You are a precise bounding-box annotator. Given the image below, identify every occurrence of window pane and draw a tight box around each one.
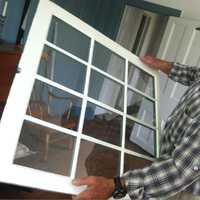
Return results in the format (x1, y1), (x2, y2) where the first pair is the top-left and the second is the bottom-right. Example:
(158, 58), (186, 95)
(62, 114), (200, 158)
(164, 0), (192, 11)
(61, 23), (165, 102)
(88, 70), (124, 111)
(47, 17), (90, 61)
(83, 102), (123, 146)
(27, 80), (82, 131)
(38, 46), (86, 93)
(128, 63), (154, 97)
(124, 153), (152, 172)
(127, 89), (155, 126)
(92, 42), (125, 81)
(14, 121), (76, 176)
(76, 140), (120, 178)
(125, 119), (156, 157)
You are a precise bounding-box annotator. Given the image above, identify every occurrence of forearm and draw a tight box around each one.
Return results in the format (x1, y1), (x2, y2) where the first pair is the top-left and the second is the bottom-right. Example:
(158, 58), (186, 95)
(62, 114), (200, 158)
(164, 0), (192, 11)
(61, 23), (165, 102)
(169, 63), (200, 86)
(154, 58), (172, 75)
(123, 158), (198, 199)
(140, 55), (172, 75)
(123, 131), (200, 199)
(140, 56), (200, 82)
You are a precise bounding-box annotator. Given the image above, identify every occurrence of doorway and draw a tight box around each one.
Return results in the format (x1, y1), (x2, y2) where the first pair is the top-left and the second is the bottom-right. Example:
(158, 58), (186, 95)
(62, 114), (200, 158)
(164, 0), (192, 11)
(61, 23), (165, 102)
(101, 5), (169, 154)
(116, 5), (169, 57)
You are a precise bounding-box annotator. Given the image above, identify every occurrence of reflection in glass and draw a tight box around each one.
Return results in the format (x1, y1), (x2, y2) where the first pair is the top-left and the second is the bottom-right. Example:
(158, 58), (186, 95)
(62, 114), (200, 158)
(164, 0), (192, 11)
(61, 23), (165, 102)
(27, 80), (82, 131)
(83, 102), (123, 146)
(92, 42), (125, 80)
(14, 121), (76, 176)
(88, 70), (124, 111)
(47, 17), (90, 61)
(76, 140), (120, 178)
(124, 153), (152, 172)
(125, 119), (156, 157)
(128, 63), (154, 97)
(38, 45), (86, 93)
(127, 89), (155, 126)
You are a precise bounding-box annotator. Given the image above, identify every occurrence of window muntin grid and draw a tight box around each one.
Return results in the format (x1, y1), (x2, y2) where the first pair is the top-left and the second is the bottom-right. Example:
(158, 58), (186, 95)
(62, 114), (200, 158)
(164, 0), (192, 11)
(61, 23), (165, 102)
(88, 70), (124, 112)
(76, 139), (121, 178)
(83, 102), (123, 147)
(124, 153), (152, 173)
(14, 120), (76, 176)
(47, 17), (91, 61)
(26, 79), (82, 131)
(13, 16), (158, 176)
(0, 0), (159, 195)
(128, 62), (155, 98)
(38, 45), (87, 94)
(127, 89), (156, 127)
(125, 118), (156, 157)
(92, 42), (125, 81)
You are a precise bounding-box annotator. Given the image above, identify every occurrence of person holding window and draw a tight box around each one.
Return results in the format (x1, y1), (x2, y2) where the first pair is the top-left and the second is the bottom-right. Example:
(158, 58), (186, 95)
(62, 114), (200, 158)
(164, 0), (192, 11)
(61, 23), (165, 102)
(72, 56), (200, 200)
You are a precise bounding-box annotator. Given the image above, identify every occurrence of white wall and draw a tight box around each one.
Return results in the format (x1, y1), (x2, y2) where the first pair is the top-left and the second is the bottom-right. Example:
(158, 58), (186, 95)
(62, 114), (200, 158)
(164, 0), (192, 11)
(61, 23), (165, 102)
(146, 0), (200, 21)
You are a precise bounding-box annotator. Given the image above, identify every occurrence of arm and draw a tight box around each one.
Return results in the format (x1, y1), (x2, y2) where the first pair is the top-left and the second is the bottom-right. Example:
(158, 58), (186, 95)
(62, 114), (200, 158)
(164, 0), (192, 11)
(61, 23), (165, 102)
(140, 55), (172, 74)
(123, 129), (200, 199)
(141, 55), (200, 86)
(168, 63), (200, 86)
(72, 129), (200, 200)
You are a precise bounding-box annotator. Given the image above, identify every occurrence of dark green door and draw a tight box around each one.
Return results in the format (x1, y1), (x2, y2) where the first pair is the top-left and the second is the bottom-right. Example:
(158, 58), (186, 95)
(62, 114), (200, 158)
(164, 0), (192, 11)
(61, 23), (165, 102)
(24, 0), (125, 42)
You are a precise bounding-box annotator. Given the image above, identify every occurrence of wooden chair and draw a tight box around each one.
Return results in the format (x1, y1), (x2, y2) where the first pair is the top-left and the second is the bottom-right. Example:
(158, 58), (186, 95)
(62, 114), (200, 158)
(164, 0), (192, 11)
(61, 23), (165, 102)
(27, 91), (77, 161)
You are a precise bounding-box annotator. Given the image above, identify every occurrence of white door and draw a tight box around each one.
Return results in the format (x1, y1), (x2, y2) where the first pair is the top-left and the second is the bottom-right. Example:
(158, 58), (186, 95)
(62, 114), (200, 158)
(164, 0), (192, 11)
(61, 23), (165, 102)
(157, 16), (200, 129)
(0, 0), (159, 195)
(95, 6), (162, 156)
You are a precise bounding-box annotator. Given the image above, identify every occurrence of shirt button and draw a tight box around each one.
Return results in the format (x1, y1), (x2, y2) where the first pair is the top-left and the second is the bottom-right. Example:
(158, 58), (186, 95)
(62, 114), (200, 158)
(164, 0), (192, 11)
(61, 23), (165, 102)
(185, 106), (190, 116)
(193, 166), (199, 171)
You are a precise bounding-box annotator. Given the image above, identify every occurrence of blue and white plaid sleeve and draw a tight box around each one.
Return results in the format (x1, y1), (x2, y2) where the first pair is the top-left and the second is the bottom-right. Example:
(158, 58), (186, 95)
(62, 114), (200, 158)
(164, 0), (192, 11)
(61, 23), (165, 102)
(123, 129), (200, 199)
(168, 63), (200, 86)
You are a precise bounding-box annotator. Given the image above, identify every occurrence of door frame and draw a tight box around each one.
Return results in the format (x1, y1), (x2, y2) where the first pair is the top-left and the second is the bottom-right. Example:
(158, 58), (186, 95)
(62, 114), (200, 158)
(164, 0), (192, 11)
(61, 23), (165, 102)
(126, 0), (181, 17)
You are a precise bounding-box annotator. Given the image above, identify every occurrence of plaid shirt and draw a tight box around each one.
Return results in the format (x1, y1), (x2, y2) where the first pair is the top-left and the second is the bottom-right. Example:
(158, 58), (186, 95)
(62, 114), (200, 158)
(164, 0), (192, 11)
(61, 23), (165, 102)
(123, 63), (200, 199)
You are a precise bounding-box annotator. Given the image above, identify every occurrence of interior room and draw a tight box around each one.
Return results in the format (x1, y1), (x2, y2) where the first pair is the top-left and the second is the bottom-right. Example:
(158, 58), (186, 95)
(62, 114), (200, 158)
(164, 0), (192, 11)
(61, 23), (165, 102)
(0, 0), (200, 199)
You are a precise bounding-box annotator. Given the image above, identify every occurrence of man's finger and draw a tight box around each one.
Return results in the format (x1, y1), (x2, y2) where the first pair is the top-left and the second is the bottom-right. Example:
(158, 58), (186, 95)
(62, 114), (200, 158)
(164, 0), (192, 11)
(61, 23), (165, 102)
(72, 176), (95, 186)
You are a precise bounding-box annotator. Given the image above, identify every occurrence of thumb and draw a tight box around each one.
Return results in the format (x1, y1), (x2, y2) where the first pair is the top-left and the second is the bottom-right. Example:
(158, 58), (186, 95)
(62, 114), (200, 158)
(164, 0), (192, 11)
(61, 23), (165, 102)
(72, 176), (95, 186)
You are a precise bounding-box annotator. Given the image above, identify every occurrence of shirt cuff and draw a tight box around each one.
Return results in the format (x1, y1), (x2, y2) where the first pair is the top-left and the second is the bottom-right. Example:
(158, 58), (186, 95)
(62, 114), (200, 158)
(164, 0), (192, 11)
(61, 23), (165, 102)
(122, 170), (145, 199)
(168, 62), (180, 80)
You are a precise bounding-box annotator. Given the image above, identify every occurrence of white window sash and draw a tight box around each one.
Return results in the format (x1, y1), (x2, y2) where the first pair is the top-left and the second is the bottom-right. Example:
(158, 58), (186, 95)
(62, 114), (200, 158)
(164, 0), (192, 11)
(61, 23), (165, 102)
(0, 0), (160, 195)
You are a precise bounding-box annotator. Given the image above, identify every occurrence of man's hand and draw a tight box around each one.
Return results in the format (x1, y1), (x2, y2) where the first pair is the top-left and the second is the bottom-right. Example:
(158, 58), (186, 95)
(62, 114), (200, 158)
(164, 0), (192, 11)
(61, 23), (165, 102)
(72, 176), (114, 200)
(140, 55), (172, 74)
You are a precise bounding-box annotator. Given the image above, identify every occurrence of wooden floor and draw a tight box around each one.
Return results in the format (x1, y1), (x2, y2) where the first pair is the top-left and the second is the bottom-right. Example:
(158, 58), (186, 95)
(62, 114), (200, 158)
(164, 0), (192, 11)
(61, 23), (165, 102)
(0, 183), (73, 199)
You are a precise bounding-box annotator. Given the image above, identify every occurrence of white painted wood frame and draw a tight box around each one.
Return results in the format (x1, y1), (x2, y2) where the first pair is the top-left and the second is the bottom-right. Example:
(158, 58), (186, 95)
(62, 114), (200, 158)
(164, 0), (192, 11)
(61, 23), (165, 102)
(0, 0), (160, 195)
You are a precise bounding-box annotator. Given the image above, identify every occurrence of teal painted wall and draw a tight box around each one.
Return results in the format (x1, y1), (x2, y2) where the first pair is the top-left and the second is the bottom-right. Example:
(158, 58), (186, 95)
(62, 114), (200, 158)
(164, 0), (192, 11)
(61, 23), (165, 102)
(1, 0), (26, 43)
(23, 0), (125, 42)
(22, 0), (126, 106)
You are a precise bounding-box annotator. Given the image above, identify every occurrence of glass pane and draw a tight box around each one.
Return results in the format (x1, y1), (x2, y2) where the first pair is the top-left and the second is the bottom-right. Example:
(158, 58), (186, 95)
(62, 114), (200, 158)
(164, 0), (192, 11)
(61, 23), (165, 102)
(83, 102), (123, 146)
(38, 45), (86, 93)
(92, 42), (125, 80)
(14, 121), (76, 176)
(88, 70), (124, 111)
(124, 153), (152, 172)
(125, 119), (156, 157)
(128, 62), (154, 97)
(27, 80), (82, 131)
(47, 17), (90, 61)
(127, 89), (155, 126)
(76, 140), (120, 178)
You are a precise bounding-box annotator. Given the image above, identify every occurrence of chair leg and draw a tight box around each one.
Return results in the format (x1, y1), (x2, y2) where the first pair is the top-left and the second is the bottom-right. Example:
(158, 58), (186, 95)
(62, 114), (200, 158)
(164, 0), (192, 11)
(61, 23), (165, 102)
(44, 134), (50, 161)
(68, 138), (73, 151)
